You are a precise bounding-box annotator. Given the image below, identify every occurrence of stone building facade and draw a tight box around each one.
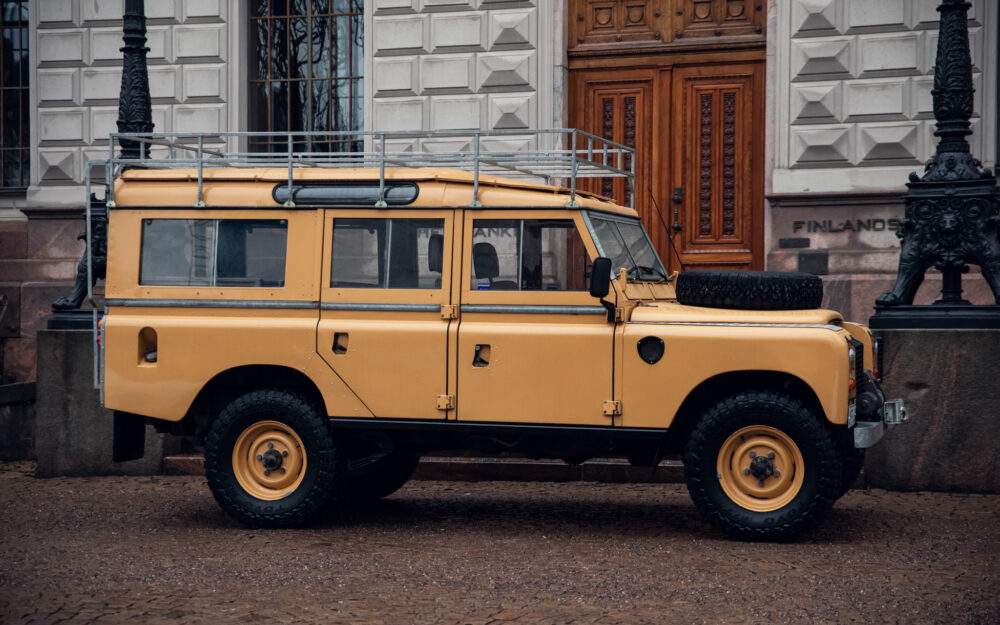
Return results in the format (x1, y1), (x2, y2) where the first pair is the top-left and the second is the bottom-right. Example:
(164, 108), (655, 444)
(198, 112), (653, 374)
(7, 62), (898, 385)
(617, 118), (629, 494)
(0, 0), (997, 384)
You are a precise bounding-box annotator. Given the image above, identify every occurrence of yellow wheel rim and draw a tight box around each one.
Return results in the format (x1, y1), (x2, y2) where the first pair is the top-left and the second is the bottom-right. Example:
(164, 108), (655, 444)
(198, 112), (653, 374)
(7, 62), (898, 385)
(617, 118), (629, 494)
(717, 425), (805, 512)
(232, 420), (307, 501)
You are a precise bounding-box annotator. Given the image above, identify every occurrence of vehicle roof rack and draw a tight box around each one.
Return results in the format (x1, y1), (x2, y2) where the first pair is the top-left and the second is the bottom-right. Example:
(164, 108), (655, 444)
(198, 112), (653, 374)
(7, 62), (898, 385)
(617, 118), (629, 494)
(93, 129), (635, 210)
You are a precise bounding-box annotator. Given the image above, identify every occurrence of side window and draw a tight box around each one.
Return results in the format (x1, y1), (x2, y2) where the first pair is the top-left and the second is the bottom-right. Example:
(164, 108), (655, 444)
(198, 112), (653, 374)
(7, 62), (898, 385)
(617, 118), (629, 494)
(140, 219), (287, 287)
(331, 218), (445, 289)
(470, 219), (588, 291)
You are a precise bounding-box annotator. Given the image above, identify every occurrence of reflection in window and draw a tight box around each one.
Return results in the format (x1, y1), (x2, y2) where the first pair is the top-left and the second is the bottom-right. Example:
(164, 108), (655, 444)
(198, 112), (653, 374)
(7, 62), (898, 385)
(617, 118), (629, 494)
(470, 219), (589, 291)
(249, 0), (363, 153)
(331, 218), (445, 289)
(1, 1), (28, 189)
(140, 219), (288, 287)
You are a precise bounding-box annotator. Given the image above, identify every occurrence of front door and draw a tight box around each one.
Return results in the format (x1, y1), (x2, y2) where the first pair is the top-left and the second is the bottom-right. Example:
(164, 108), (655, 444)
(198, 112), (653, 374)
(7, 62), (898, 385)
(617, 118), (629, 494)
(318, 209), (455, 419)
(455, 210), (615, 426)
(570, 63), (764, 271)
(670, 63), (763, 270)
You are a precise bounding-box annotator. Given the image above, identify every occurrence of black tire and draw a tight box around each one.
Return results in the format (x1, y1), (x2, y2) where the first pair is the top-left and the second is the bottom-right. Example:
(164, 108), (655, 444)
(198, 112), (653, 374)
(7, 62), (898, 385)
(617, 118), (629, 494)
(675, 269), (823, 310)
(683, 391), (842, 541)
(204, 389), (339, 529)
(338, 452), (420, 503)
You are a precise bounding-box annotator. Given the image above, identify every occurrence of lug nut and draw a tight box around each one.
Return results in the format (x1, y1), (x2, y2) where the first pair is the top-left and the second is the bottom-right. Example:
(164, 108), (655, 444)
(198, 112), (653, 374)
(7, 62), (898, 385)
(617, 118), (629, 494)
(743, 468), (750, 475)
(280, 468), (286, 474)
(282, 450), (288, 457)
(774, 470), (781, 477)
(267, 442), (274, 449)
(749, 451), (757, 458)
(758, 479), (765, 487)
(768, 452), (775, 459)
(264, 469), (270, 476)
(256, 454), (263, 461)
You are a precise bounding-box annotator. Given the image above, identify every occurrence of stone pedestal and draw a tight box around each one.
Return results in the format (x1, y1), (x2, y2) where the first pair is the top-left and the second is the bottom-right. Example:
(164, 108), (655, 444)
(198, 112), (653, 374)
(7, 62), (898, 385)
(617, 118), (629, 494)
(35, 329), (163, 476)
(864, 329), (1000, 493)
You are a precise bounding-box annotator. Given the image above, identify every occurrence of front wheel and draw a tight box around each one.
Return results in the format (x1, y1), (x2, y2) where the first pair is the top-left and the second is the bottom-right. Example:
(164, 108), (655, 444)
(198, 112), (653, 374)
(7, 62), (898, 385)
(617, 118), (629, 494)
(204, 389), (339, 528)
(683, 391), (842, 541)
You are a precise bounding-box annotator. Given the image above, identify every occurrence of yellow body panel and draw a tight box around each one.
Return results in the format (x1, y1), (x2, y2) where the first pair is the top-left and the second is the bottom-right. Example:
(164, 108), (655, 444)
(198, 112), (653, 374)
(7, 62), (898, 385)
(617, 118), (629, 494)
(621, 323), (851, 428)
(102, 170), (858, 432)
(103, 308), (371, 421)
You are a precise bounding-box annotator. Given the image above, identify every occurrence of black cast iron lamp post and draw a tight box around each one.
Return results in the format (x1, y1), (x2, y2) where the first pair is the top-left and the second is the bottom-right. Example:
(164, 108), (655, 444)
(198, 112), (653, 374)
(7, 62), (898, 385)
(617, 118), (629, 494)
(876, 0), (1000, 310)
(51, 0), (153, 315)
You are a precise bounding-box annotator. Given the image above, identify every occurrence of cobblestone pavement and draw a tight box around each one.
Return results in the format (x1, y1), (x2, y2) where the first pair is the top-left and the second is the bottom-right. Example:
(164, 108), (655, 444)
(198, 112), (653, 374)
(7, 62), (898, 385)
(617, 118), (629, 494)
(0, 461), (997, 625)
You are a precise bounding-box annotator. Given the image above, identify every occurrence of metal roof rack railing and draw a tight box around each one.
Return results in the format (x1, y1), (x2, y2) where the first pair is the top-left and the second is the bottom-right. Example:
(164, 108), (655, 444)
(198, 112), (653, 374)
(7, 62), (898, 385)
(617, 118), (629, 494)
(100, 128), (635, 210)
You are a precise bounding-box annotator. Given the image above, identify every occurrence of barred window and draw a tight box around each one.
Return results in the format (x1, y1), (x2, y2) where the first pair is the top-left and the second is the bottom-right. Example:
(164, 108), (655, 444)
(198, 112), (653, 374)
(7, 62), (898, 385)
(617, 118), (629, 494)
(1, 1), (28, 189)
(249, 1), (363, 153)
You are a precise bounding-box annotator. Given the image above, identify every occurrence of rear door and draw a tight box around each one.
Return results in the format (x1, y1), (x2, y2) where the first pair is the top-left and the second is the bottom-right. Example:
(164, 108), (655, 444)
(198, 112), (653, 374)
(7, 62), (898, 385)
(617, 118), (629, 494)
(318, 209), (455, 419)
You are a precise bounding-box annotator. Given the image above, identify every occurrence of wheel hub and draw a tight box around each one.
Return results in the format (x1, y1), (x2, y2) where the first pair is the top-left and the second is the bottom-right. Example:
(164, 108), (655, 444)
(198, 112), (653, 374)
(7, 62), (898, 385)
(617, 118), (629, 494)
(747, 453), (775, 481)
(260, 448), (284, 471)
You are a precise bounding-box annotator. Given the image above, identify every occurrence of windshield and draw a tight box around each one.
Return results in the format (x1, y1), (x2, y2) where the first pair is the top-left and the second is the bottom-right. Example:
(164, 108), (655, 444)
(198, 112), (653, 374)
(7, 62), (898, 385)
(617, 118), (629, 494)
(586, 213), (668, 281)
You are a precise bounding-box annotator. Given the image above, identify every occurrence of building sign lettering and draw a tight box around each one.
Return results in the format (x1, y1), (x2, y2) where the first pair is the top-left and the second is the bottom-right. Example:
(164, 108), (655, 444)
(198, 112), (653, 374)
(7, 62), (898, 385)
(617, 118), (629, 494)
(792, 219), (901, 234)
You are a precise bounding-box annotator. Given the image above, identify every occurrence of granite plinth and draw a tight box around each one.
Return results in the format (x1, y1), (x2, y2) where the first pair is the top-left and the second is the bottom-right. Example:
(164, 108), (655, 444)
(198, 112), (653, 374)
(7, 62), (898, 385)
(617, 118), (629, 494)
(35, 329), (163, 477)
(864, 328), (1000, 493)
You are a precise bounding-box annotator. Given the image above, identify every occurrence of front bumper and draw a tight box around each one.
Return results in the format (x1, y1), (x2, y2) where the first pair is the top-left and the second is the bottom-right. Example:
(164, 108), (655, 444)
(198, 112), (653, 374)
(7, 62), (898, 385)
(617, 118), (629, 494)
(853, 399), (908, 449)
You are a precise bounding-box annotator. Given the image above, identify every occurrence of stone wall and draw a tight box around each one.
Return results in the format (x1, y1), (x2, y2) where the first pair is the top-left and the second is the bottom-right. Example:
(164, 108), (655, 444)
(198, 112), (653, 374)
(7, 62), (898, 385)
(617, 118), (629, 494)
(772, 0), (996, 196)
(367, 0), (559, 152)
(0, 0), (237, 384)
(767, 0), (998, 318)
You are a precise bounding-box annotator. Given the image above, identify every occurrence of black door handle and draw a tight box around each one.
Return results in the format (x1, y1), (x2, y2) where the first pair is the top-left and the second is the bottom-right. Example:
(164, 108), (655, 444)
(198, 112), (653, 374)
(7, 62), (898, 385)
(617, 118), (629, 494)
(473, 344), (490, 367)
(333, 332), (348, 354)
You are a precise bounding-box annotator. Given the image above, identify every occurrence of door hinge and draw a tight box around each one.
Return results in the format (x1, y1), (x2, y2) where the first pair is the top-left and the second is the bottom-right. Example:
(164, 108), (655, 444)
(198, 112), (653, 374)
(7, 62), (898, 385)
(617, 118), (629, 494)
(436, 394), (455, 410)
(440, 304), (459, 319)
(614, 308), (624, 323)
(603, 400), (622, 417)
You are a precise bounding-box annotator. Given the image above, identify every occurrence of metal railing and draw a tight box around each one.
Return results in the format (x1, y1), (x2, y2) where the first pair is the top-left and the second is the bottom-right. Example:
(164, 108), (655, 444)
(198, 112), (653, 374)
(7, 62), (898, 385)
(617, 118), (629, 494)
(95, 128), (635, 210)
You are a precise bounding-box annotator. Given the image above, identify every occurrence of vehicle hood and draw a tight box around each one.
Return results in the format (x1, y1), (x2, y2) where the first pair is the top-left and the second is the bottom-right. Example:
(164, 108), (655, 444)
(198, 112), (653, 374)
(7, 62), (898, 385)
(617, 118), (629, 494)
(627, 301), (844, 325)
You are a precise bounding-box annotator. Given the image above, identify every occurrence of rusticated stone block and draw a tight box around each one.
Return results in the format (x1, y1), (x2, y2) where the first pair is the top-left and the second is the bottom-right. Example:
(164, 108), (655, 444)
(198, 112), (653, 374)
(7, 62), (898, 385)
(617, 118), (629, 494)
(865, 329), (1000, 493)
(35, 330), (163, 476)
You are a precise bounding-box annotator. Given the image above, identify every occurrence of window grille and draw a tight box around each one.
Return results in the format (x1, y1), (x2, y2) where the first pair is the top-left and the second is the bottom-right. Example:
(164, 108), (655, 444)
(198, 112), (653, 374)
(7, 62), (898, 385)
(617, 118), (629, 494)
(249, 0), (364, 153)
(1, 1), (28, 190)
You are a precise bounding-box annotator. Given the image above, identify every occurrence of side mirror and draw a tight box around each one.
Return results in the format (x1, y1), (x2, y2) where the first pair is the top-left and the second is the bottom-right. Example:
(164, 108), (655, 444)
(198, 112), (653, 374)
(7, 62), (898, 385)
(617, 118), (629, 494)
(589, 257), (612, 298)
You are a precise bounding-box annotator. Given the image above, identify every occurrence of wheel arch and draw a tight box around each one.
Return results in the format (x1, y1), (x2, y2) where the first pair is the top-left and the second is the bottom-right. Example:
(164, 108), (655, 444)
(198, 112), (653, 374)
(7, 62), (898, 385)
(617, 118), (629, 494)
(180, 364), (328, 442)
(665, 370), (826, 453)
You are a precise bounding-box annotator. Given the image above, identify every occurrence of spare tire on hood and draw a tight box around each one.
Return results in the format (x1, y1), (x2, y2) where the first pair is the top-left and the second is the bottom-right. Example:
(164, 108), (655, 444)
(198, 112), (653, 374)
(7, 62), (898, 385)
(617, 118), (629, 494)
(674, 269), (823, 310)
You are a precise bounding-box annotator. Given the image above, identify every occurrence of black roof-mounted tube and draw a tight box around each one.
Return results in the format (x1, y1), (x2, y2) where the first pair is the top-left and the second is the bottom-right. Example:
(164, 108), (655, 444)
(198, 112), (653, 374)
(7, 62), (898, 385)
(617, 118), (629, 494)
(272, 181), (419, 206)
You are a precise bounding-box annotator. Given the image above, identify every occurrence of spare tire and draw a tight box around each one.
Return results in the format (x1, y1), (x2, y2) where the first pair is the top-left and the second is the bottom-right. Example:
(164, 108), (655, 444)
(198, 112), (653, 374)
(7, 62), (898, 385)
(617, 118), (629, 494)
(675, 269), (823, 310)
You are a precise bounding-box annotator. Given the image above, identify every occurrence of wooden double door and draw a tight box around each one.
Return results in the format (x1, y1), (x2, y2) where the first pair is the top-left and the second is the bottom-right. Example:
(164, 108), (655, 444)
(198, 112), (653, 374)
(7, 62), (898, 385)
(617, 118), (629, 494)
(570, 62), (764, 271)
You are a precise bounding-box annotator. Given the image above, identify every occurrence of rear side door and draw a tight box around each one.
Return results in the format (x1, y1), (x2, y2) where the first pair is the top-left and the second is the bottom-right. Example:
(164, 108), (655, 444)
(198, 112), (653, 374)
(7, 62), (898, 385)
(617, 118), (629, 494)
(318, 209), (455, 419)
(454, 210), (616, 426)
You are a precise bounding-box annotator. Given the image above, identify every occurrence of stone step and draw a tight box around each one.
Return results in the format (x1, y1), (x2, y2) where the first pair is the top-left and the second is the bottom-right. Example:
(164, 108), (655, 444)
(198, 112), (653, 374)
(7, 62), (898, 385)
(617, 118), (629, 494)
(163, 454), (686, 483)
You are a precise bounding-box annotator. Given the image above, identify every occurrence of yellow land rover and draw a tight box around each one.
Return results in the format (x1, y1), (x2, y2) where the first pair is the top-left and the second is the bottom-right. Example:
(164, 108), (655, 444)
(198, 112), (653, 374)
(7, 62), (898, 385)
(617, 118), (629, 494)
(92, 130), (906, 540)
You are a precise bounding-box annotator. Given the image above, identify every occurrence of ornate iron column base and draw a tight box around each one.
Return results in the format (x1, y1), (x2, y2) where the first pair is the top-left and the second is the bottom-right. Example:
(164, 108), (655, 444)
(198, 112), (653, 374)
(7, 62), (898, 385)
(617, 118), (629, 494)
(870, 304), (1000, 329)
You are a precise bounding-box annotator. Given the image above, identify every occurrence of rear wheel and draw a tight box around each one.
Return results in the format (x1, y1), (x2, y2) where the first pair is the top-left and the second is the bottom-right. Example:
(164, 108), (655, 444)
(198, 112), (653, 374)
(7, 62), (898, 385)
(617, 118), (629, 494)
(204, 389), (339, 528)
(683, 391), (842, 541)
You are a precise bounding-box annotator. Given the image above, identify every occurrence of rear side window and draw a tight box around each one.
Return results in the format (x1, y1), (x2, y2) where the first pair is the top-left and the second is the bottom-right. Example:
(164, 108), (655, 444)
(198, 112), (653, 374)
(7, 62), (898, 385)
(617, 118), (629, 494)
(330, 218), (445, 289)
(139, 219), (287, 287)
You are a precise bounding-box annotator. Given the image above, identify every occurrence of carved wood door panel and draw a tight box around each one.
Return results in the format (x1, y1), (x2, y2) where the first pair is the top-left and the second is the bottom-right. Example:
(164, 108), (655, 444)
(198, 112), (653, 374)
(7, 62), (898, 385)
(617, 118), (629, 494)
(569, 69), (670, 255)
(671, 62), (763, 270)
